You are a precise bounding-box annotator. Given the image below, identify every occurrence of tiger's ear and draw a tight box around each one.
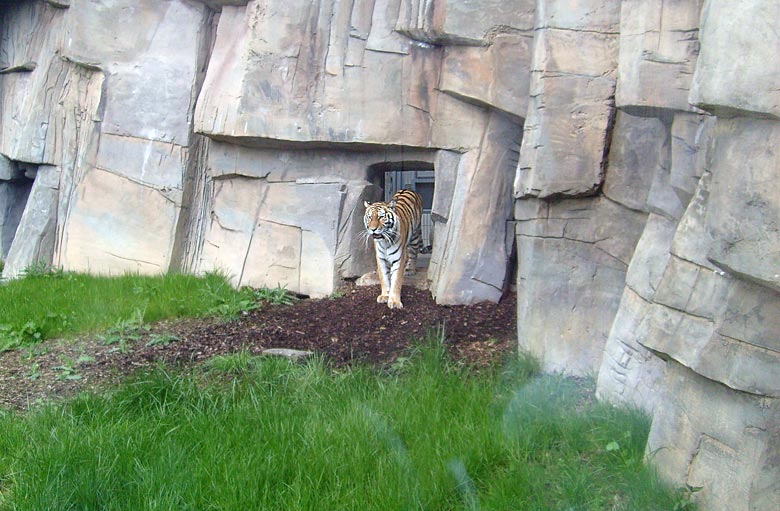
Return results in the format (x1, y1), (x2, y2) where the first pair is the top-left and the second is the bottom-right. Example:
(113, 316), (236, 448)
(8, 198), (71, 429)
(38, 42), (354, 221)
(389, 199), (397, 209)
(363, 201), (370, 208)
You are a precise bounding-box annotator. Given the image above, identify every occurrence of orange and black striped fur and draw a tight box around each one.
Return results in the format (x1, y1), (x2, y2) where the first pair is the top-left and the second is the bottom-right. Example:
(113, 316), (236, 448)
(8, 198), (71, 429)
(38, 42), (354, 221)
(363, 189), (423, 309)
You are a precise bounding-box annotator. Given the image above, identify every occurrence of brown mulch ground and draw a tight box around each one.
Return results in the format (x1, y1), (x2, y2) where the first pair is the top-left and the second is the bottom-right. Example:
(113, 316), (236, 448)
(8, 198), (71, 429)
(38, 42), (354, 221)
(0, 285), (517, 411)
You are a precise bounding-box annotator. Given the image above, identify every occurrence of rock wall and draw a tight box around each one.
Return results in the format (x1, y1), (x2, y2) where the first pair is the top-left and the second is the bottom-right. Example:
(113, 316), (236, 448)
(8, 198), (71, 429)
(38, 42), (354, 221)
(0, 1), (778, 509)
(0, 0), (523, 304)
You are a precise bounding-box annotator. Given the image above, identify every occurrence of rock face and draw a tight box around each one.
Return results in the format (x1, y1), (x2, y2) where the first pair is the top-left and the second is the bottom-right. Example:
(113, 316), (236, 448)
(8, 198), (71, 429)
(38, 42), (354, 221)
(0, 1), (778, 510)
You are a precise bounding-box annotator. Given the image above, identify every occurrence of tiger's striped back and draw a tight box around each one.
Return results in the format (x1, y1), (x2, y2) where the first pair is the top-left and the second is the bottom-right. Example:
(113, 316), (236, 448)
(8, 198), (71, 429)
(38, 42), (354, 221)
(363, 189), (423, 309)
(388, 189), (423, 253)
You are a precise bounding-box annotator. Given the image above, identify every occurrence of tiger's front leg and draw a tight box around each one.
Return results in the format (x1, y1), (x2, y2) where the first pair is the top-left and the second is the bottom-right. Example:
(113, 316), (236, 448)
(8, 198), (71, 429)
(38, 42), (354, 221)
(387, 251), (407, 309)
(375, 247), (390, 304)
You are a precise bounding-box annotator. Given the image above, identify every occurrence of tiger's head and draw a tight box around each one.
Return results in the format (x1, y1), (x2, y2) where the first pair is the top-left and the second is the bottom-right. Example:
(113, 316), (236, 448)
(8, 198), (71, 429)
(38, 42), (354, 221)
(363, 200), (397, 242)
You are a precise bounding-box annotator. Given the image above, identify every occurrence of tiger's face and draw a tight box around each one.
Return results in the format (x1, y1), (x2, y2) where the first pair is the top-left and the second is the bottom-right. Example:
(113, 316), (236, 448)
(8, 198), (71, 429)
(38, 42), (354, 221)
(363, 201), (395, 241)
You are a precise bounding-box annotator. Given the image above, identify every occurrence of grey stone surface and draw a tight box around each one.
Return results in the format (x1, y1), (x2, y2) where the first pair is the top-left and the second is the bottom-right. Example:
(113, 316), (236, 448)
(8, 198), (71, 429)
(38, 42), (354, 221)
(439, 33), (533, 118)
(670, 171), (715, 269)
(670, 113), (712, 203)
(516, 196), (646, 375)
(2, 166), (59, 278)
(515, 9), (619, 199)
(197, 174), (378, 298)
(603, 111), (668, 212)
(705, 118), (780, 292)
(647, 362), (780, 511)
(595, 287), (666, 412)
(616, 0), (704, 112)
(625, 213), (677, 301)
(0, 0), (209, 279)
(58, 168), (181, 275)
(195, 2), (439, 149)
(0, 1), (68, 164)
(690, 0), (780, 118)
(0, 154), (23, 181)
(646, 146), (686, 221)
(65, 0), (208, 145)
(429, 111), (520, 304)
(396, 0), (534, 45)
(2, 3), (780, 509)
(536, 0), (620, 31)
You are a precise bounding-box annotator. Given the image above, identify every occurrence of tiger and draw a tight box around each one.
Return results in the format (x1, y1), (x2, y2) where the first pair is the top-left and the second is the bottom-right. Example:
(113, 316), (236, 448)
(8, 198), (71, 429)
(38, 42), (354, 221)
(363, 189), (423, 309)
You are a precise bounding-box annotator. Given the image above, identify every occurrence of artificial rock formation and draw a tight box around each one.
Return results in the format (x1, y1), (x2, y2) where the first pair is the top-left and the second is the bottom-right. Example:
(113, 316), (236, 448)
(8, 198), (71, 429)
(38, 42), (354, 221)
(0, 1), (778, 510)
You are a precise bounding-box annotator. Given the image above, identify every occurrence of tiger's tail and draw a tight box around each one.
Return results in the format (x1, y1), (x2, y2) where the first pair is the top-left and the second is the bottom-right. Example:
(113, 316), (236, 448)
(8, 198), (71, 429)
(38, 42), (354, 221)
(405, 221), (422, 273)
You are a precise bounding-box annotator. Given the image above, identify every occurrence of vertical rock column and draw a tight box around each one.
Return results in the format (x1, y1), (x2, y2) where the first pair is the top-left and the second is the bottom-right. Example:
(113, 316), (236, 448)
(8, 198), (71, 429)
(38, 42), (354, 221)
(57, 0), (211, 275)
(0, 1), (105, 278)
(595, 0), (709, 411)
(514, 0), (640, 375)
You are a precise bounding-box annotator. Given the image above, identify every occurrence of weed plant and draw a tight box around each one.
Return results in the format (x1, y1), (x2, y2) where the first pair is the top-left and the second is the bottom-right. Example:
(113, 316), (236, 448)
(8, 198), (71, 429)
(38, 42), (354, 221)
(0, 269), (293, 352)
(0, 340), (687, 510)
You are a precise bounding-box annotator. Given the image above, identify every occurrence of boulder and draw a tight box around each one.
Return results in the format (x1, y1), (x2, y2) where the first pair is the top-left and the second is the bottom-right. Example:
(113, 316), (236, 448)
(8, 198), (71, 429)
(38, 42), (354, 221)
(195, 2), (439, 148)
(439, 33), (533, 118)
(430, 111), (520, 304)
(0, 179), (32, 259)
(0, 1), (67, 164)
(595, 287), (666, 412)
(669, 113), (713, 203)
(0, 154), (24, 181)
(537, 0), (620, 31)
(670, 171), (715, 269)
(198, 176), (379, 297)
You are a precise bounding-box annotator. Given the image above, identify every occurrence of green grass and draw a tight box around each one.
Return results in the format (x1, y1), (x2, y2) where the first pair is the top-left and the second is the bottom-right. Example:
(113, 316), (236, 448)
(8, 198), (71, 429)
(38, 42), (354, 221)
(0, 341), (686, 511)
(0, 269), (293, 352)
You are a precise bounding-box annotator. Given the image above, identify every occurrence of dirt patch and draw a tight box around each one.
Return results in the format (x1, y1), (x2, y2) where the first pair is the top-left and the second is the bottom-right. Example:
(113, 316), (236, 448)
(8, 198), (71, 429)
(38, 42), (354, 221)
(0, 285), (516, 411)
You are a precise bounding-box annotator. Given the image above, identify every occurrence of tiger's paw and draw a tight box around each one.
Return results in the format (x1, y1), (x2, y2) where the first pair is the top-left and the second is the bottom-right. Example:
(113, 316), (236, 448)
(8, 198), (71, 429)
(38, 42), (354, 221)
(387, 299), (404, 309)
(376, 294), (389, 303)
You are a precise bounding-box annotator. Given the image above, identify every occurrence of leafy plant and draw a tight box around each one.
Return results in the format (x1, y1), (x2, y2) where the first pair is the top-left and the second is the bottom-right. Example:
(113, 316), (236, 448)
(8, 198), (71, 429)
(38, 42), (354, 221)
(206, 285), (295, 320)
(26, 363), (40, 381)
(146, 334), (181, 347)
(21, 262), (65, 279)
(673, 484), (703, 510)
(0, 321), (45, 352)
(52, 363), (81, 381)
(99, 309), (149, 347)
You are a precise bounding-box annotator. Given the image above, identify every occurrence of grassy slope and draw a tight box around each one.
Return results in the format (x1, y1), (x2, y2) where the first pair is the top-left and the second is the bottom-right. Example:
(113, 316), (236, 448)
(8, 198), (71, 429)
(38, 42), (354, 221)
(0, 273), (688, 510)
(0, 344), (683, 510)
(0, 271), (267, 351)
